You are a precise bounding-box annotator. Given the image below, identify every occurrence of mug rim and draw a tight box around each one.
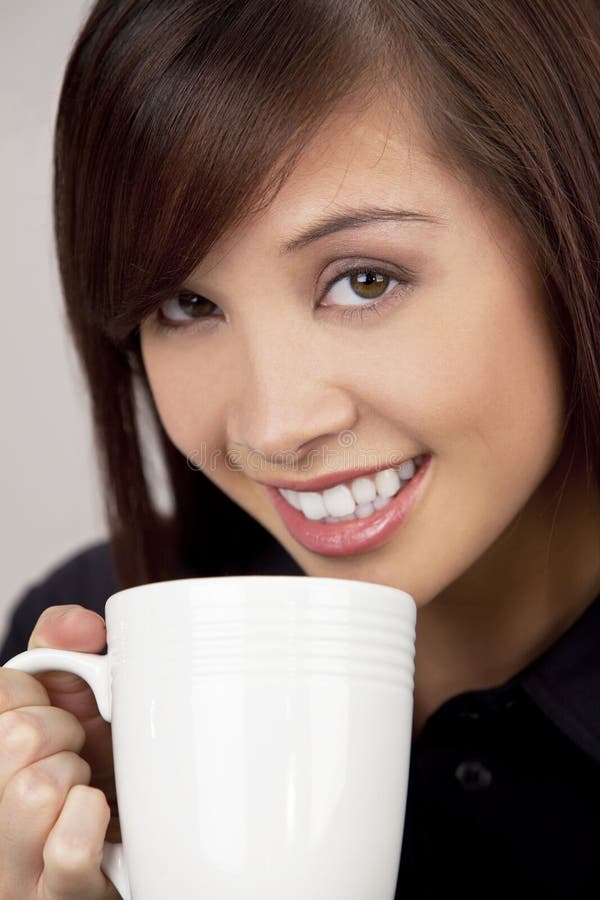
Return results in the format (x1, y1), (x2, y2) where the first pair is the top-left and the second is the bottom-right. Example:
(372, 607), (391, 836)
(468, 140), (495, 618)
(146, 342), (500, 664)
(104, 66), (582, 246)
(106, 575), (416, 617)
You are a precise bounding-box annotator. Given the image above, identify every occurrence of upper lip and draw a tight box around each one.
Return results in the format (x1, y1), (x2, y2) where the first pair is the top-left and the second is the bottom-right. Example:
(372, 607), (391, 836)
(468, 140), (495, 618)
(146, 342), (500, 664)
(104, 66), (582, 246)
(257, 456), (422, 493)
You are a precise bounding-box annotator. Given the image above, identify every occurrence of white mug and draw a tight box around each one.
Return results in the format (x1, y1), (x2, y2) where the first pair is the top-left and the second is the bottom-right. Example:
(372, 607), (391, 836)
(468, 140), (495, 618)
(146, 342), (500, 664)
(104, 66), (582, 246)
(4, 575), (416, 900)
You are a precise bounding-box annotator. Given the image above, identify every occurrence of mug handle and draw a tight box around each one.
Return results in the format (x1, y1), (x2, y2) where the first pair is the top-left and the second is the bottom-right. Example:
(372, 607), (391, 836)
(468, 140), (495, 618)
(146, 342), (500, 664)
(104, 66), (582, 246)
(3, 648), (132, 900)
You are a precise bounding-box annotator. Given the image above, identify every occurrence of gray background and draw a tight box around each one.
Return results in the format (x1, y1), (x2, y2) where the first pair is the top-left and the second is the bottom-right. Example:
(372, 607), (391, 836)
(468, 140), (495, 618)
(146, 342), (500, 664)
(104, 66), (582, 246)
(0, 1), (107, 642)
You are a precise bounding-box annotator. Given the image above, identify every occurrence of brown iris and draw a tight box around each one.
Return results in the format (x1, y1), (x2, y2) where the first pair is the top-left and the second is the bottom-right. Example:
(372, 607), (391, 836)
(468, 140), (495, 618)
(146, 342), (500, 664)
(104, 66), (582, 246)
(179, 293), (217, 317)
(350, 270), (390, 299)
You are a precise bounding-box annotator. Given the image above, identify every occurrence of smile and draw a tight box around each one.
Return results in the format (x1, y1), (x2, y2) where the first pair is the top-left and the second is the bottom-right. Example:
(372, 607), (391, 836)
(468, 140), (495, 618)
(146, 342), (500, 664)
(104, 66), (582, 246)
(279, 455), (426, 523)
(265, 454), (431, 557)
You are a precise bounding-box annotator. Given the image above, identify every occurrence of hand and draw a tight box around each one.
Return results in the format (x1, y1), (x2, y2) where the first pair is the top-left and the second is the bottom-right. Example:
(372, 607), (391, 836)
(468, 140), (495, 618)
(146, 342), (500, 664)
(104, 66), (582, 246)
(0, 605), (121, 899)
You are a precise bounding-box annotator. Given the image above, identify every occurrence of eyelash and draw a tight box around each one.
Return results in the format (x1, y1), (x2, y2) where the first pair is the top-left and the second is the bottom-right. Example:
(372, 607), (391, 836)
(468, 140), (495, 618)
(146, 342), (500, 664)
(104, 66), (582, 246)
(150, 262), (415, 336)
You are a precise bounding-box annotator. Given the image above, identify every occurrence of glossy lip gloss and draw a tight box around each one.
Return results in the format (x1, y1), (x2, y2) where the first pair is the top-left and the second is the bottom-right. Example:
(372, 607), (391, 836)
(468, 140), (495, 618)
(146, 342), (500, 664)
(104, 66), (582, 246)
(265, 454), (432, 557)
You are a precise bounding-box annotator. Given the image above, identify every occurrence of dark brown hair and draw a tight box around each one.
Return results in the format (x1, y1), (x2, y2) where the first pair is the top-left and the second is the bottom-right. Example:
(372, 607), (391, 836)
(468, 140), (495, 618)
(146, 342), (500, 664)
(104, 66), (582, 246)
(54, 0), (600, 589)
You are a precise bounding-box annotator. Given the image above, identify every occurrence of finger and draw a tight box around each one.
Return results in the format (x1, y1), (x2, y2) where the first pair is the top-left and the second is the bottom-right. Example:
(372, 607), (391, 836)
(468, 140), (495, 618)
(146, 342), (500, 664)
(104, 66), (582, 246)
(0, 706), (86, 798)
(27, 606), (108, 719)
(29, 604), (107, 653)
(0, 668), (51, 712)
(41, 784), (120, 900)
(0, 750), (91, 888)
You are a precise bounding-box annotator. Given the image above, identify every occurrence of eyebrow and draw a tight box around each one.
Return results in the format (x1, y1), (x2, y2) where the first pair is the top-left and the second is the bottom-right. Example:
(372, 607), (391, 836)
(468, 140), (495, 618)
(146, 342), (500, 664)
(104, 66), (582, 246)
(279, 205), (447, 254)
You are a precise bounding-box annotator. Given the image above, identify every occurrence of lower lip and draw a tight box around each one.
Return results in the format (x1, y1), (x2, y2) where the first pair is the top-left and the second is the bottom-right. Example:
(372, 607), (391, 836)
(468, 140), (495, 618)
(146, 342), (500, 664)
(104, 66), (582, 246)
(265, 455), (431, 557)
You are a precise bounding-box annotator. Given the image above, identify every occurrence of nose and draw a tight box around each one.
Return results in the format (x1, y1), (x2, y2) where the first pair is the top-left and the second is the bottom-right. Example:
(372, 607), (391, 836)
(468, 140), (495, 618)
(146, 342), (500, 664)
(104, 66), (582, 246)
(227, 326), (357, 469)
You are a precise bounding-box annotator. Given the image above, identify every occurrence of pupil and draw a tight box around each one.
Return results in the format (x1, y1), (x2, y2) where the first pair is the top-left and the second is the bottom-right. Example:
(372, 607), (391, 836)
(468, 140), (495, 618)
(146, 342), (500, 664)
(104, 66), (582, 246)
(351, 270), (389, 299)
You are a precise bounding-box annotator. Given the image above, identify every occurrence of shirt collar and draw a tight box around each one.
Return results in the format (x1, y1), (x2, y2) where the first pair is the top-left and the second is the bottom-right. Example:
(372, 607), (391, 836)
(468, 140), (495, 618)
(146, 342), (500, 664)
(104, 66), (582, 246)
(518, 591), (600, 765)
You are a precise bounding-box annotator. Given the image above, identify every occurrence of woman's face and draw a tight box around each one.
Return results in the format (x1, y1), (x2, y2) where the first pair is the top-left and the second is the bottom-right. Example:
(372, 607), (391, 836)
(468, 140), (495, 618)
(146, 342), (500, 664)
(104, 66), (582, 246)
(140, 95), (566, 606)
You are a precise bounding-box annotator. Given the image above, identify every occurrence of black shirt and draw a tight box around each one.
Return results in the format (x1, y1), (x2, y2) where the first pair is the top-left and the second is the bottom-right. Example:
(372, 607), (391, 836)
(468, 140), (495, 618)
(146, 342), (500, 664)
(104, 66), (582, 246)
(1, 539), (599, 898)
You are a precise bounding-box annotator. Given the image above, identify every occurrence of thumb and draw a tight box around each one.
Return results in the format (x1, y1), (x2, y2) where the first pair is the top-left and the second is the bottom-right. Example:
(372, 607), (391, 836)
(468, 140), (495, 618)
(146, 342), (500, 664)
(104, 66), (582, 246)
(28, 604), (108, 719)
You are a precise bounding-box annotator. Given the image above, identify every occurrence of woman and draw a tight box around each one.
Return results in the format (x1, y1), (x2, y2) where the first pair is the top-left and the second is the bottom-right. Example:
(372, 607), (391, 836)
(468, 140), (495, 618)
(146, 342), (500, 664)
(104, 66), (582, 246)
(0, 1), (599, 897)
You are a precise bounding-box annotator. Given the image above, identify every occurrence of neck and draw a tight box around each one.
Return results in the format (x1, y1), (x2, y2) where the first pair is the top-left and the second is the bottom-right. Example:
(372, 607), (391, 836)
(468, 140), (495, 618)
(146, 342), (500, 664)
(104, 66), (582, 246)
(412, 443), (600, 737)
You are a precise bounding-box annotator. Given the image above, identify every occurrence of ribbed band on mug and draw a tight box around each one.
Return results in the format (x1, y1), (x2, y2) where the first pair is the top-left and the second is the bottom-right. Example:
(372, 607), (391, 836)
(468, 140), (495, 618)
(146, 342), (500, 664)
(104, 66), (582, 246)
(189, 595), (415, 690)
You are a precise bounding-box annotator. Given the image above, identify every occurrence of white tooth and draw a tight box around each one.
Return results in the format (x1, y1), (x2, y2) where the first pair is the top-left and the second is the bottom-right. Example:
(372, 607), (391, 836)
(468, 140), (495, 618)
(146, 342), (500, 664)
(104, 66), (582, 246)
(373, 495), (391, 510)
(355, 502), (375, 518)
(374, 468), (401, 498)
(338, 514), (356, 522)
(350, 476), (377, 504)
(281, 488), (303, 511)
(322, 483), (357, 517)
(299, 491), (328, 520)
(397, 458), (416, 480)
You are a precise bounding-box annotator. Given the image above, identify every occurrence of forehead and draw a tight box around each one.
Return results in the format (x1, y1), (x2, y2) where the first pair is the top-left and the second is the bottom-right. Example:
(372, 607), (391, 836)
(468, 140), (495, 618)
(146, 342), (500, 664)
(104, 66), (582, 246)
(193, 87), (526, 279)
(285, 95), (430, 186)
(195, 91), (496, 274)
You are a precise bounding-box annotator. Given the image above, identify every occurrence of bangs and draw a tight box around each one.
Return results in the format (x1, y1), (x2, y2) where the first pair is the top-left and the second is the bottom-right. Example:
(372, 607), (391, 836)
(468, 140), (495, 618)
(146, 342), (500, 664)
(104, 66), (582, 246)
(54, 0), (402, 352)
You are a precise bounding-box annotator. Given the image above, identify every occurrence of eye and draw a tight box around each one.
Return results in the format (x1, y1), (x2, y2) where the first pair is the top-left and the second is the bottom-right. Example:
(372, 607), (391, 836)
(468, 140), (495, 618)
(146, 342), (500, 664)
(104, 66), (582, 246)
(323, 267), (401, 307)
(157, 292), (222, 324)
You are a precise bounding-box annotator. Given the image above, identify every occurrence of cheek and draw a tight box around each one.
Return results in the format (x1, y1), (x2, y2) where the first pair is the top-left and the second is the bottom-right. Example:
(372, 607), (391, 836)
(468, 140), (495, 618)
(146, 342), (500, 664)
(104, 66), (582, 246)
(142, 346), (229, 462)
(364, 278), (565, 483)
(447, 290), (565, 473)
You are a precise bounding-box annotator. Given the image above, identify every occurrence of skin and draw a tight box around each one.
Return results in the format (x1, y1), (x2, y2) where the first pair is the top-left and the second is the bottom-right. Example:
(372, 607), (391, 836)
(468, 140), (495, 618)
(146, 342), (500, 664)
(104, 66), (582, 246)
(0, 606), (119, 898)
(139, 94), (600, 734)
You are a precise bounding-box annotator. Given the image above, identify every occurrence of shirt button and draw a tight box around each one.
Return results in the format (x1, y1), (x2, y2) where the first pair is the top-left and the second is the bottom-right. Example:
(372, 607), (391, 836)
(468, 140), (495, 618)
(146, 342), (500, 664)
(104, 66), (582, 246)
(454, 760), (493, 791)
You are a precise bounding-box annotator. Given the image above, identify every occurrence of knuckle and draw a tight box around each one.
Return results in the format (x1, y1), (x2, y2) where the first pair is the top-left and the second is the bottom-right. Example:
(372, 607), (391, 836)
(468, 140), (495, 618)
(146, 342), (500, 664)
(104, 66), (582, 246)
(0, 709), (45, 759)
(10, 765), (61, 810)
(0, 670), (49, 713)
(5, 751), (90, 814)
